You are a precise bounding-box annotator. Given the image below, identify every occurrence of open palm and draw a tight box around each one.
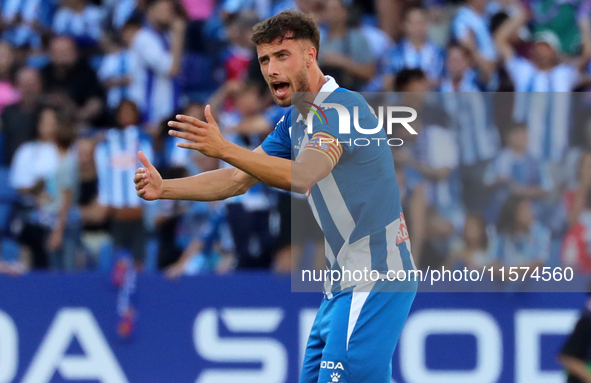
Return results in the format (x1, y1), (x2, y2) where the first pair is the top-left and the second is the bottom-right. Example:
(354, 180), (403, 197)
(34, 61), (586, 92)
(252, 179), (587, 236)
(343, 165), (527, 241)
(134, 151), (163, 201)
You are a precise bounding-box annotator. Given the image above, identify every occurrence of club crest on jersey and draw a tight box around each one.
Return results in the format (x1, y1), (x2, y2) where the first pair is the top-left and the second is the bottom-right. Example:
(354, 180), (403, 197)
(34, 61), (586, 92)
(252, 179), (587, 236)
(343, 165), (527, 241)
(397, 213), (409, 244)
(294, 135), (303, 149)
(330, 372), (341, 383)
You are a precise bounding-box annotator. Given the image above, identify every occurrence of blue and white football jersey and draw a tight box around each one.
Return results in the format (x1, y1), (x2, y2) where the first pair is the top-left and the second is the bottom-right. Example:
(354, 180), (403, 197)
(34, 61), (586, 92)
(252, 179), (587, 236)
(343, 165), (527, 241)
(261, 76), (416, 294)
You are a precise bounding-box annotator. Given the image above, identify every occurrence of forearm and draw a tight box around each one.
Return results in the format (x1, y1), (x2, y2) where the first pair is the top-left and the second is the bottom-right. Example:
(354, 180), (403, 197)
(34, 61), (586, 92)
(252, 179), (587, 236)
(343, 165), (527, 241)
(161, 167), (255, 201)
(79, 98), (103, 120)
(168, 30), (185, 77)
(54, 190), (73, 234)
(474, 55), (495, 83)
(560, 356), (591, 383)
(577, 18), (591, 71)
(221, 142), (325, 193)
(513, 186), (549, 199)
(220, 143), (294, 192)
(495, 10), (526, 61)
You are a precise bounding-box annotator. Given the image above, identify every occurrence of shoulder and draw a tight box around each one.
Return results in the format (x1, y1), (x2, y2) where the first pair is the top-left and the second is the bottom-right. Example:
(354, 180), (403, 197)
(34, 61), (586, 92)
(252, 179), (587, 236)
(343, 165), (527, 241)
(277, 108), (292, 128)
(85, 5), (102, 16)
(453, 6), (470, 22)
(14, 142), (36, 157)
(53, 7), (69, 18)
(133, 28), (158, 47)
(325, 88), (366, 105)
(555, 63), (579, 78)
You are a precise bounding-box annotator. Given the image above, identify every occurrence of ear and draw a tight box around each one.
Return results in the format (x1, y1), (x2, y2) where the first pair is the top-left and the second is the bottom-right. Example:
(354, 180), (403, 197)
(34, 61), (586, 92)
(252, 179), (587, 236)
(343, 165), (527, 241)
(306, 46), (317, 66)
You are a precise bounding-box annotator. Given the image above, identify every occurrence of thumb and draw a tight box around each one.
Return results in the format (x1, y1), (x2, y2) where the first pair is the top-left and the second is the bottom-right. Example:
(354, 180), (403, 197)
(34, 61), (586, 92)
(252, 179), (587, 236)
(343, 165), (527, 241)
(204, 104), (217, 125)
(138, 151), (153, 169)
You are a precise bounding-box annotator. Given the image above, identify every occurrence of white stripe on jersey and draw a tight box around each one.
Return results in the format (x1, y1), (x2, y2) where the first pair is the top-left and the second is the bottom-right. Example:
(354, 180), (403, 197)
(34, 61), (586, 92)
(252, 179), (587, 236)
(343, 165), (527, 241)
(95, 126), (153, 208)
(316, 173), (356, 242)
(453, 5), (496, 60)
(441, 73), (499, 165)
(506, 57), (578, 161)
(129, 27), (176, 124)
(346, 289), (371, 350)
(52, 5), (103, 42)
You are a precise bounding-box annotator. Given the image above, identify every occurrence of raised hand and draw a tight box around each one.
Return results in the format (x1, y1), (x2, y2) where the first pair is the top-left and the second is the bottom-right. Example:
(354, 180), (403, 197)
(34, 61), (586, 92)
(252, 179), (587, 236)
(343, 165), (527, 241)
(167, 104), (229, 159)
(135, 151), (163, 201)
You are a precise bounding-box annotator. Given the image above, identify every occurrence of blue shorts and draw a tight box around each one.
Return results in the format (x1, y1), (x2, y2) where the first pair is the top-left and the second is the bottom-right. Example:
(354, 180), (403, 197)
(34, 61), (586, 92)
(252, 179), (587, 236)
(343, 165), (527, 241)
(300, 279), (417, 383)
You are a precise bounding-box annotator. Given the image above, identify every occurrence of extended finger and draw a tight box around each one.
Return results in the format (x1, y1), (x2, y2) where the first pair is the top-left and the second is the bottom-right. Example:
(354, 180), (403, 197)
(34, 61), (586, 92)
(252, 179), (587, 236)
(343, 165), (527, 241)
(175, 114), (208, 127)
(176, 142), (202, 151)
(138, 151), (153, 169)
(168, 120), (205, 134)
(204, 105), (217, 125)
(168, 129), (201, 142)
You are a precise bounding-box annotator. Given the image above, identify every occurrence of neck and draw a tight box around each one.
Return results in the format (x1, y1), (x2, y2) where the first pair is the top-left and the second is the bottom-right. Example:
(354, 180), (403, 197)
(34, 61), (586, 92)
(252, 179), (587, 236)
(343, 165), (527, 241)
(294, 67), (327, 117)
(513, 225), (529, 235)
(536, 60), (555, 71)
(513, 147), (526, 156)
(469, 2), (485, 15)
(71, 2), (85, 12)
(409, 36), (425, 48)
(147, 19), (163, 32)
(451, 75), (463, 90)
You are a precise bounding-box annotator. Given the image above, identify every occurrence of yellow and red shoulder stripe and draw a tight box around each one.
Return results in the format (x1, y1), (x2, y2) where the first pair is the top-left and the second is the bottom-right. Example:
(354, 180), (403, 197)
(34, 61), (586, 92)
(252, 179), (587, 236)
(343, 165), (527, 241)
(303, 132), (343, 167)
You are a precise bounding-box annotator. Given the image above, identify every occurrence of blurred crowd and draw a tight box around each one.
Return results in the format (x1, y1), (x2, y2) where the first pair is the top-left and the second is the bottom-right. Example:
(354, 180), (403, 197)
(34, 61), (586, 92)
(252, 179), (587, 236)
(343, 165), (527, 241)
(1, 0), (591, 277)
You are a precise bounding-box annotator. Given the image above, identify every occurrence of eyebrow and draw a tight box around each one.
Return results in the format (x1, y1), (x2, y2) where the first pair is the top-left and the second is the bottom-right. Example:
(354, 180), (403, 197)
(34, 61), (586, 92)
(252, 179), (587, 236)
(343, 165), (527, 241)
(258, 49), (290, 63)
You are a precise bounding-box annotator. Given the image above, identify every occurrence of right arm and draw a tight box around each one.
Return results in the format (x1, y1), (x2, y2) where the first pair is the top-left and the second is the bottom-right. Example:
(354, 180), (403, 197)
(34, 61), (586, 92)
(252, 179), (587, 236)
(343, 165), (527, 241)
(161, 167), (259, 201)
(494, 5), (528, 62)
(559, 356), (591, 383)
(134, 149), (260, 202)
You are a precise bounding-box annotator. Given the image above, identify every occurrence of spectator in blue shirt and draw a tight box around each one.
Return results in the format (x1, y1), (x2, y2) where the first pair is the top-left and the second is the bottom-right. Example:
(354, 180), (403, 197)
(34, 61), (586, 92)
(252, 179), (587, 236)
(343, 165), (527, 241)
(52, 0), (103, 49)
(383, 5), (444, 91)
(492, 195), (550, 270)
(484, 122), (554, 224)
(451, 0), (497, 82)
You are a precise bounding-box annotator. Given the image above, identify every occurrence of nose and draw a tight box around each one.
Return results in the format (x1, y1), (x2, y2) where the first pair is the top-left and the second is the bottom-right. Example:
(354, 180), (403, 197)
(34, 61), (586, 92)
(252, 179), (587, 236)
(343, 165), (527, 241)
(266, 57), (279, 78)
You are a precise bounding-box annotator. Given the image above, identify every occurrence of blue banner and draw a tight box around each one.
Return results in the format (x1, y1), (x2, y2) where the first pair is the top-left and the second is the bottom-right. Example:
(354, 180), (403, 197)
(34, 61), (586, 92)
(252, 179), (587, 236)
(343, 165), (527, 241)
(0, 273), (586, 383)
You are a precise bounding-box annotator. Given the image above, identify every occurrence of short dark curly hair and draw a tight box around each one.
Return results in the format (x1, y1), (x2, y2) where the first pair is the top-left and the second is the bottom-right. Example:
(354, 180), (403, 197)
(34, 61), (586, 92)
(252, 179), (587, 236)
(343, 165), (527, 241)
(251, 10), (320, 58)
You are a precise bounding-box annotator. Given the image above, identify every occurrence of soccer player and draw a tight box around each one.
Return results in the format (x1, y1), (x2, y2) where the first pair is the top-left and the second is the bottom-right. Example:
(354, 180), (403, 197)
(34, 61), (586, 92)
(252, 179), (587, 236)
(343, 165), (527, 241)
(134, 10), (416, 382)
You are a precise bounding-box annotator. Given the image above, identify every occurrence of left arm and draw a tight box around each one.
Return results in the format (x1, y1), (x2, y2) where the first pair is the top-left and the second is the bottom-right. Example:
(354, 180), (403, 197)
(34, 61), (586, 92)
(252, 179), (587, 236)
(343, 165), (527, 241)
(168, 105), (336, 193)
(48, 189), (73, 251)
(575, 17), (591, 72)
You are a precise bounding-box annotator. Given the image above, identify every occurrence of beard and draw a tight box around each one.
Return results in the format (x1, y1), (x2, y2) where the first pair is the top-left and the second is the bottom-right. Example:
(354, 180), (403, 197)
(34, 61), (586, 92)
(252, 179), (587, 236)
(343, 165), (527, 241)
(270, 65), (310, 107)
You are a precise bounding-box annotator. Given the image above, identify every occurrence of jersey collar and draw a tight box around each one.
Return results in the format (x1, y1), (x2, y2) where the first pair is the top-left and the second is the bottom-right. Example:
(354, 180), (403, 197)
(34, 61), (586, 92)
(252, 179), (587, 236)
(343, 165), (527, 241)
(296, 75), (339, 123)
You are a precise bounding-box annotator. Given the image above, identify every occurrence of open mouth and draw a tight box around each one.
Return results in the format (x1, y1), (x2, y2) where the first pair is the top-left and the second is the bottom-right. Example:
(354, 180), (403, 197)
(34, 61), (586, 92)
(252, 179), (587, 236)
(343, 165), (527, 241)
(271, 82), (290, 98)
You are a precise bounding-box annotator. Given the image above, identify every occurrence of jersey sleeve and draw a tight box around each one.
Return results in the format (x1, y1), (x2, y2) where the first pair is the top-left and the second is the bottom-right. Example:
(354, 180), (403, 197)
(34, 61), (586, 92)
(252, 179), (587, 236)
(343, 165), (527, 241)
(94, 142), (111, 206)
(133, 31), (173, 76)
(309, 92), (377, 154)
(261, 113), (292, 159)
